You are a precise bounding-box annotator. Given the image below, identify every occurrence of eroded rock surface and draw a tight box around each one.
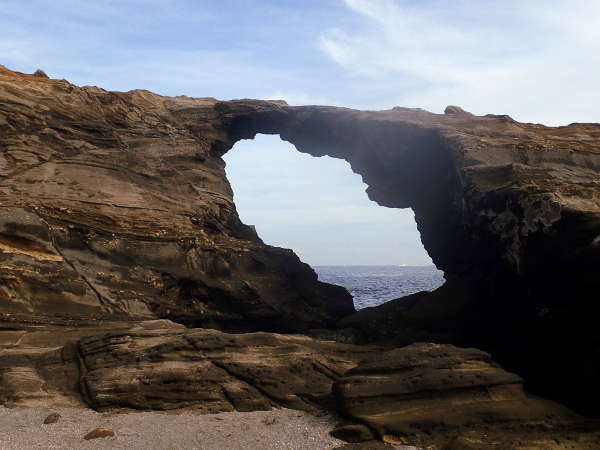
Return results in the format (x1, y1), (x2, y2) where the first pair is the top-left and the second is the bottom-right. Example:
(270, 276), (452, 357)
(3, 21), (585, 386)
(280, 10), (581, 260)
(0, 66), (353, 333)
(78, 321), (382, 412)
(1, 65), (599, 417)
(0, 320), (380, 412)
(2, 321), (597, 449)
(333, 343), (600, 449)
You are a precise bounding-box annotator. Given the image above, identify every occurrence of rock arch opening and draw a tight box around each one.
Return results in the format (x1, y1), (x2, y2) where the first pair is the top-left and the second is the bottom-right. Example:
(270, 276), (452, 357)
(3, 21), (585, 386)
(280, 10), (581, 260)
(223, 134), (444, 309)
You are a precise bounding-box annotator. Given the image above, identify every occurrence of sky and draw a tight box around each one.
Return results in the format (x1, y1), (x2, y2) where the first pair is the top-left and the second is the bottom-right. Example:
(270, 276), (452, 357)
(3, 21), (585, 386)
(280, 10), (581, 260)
(2, 0), (599, 265)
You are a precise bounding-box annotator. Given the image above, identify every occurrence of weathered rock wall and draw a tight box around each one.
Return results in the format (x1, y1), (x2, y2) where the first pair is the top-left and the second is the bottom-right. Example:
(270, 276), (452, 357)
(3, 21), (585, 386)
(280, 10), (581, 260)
(0, 66), (353, 332)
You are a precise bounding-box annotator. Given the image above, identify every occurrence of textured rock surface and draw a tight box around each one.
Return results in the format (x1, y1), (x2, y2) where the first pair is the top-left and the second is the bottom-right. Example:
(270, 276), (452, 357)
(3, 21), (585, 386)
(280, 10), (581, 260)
(216, 99), (600, 415)
(334, 343), (600, 449)
(0, 318), (135, 407)
(43, 412), (61, 424)
(78, 320), (381, 412)
(1, 65), (599, 416)
(1, 320), (598, 448)
(0, 319), (380, 412)
(0, 65), (353, 333)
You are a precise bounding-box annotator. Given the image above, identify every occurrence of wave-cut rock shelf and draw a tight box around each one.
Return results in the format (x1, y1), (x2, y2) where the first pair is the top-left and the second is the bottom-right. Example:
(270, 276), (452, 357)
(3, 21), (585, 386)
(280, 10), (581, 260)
(0, 66), (599, 449)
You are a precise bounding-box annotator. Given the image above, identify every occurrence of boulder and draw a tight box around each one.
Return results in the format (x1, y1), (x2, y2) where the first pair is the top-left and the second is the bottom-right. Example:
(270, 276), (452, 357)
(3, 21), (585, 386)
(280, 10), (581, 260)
(77, 322), (379, 412)
(43, 412), (60, 424)
(83, 427), (115, 440)
(333, 343), (600, 449)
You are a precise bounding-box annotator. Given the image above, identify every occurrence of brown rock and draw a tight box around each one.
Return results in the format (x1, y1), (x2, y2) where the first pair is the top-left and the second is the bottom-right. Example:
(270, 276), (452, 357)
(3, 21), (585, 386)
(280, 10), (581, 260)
(32, 69), (49, 78)
(0, 320), (138, 407)
(0, 64), (599, 417)
(43, 412), (60, 424)
(332, 442), (396, 450)
(0, 320), (379, 411)
(334, 343), (571, 433)
(0, 66), (353, 334)
(83, 427), (115, 440)
(443, 104), (472, 115)
(333, 343), (600, 449)
(77, 321), (380, 412)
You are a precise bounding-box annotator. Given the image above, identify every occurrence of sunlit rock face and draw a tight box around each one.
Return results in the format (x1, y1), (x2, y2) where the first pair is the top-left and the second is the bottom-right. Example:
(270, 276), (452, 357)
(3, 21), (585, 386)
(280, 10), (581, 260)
(1, 65), (599, 414)
(0, 66), (354, 332)
(3, 320), (598, 449)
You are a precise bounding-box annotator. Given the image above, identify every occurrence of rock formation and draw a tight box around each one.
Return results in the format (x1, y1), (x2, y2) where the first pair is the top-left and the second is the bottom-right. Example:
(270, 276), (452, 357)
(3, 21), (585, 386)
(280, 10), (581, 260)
(215, 98), (600, 416)
(2, 319), (598, 448)
(334, 342), (599, 449)
(0, 319), (378, 411)
(78, 321), (380, 413)
(0, 65), (353, 333)
(1, 65), (600, 447)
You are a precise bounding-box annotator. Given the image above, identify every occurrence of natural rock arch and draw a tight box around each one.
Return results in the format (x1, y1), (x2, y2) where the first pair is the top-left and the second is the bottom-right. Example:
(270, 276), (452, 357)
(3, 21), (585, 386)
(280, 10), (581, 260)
(215, 102), (505, 282)
(213, 100), (600, 415)
(0, 66), (599, 415)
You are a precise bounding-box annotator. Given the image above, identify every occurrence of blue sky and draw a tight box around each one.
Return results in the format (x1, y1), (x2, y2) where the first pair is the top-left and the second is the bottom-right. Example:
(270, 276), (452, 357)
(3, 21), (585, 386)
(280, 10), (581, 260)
(2, 0), (599, 265)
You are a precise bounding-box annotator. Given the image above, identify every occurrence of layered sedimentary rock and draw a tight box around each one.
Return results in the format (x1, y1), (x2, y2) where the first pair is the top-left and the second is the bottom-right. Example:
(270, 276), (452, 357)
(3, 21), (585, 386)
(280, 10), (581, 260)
(2, 321), (598, 449)
(78, 320), (379, 412)
(334, 343), (600, 449)
(0, 319), (135, 407)
(0, 319), (378, 410)
(1, 65), (599, 417)
(0, 66), (353, 333)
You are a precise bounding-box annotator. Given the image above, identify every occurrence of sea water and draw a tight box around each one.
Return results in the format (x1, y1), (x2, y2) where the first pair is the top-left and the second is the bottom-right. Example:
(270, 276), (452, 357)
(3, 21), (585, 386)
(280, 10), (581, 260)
(314, 265), (444, 310)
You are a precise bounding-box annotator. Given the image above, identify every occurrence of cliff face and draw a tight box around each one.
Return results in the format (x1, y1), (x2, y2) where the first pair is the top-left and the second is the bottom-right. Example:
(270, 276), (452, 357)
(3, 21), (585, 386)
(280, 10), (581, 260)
(0, 66), (353, 332)
(1, 66), (599, 415)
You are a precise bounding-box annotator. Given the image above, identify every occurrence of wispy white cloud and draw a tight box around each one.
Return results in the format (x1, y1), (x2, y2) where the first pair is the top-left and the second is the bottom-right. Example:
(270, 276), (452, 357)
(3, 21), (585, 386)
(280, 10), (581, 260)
(319, 0), (600, 125)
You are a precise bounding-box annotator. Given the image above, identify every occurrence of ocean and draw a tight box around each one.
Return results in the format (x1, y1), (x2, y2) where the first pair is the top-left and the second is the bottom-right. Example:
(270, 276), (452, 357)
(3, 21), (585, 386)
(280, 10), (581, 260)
(314, 265), (444, 310)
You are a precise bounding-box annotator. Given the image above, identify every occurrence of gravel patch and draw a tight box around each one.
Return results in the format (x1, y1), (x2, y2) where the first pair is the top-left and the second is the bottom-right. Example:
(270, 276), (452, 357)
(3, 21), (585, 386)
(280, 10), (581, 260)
(0, 406), (347, 449)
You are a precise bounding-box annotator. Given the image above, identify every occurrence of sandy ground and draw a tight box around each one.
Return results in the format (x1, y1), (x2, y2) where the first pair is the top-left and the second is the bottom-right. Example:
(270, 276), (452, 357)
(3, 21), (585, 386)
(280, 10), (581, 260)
(0, 406), (410, 450)
(0, 406), (354, 450)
